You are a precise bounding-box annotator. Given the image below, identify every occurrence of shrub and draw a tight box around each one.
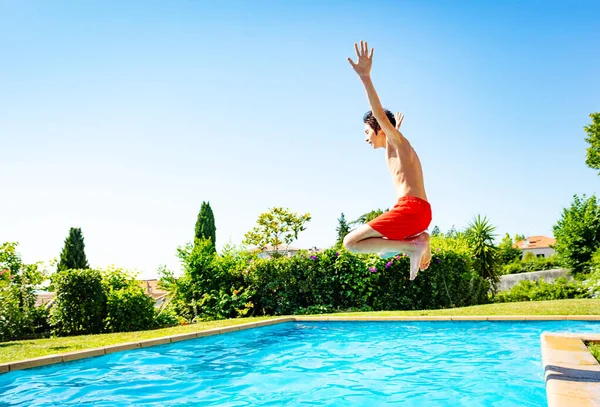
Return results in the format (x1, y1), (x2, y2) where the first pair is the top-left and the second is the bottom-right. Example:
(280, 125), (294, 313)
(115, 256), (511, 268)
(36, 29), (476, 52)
(553, 194), (600, 274)
(494, 277), (589, 303)
(502, 255), (561, 274)
(160, 240), (254, 322)
(100, 267), (156, 332)
(162, 235), (491, 321)
(153, 301), (180, 327)
(50, 268), (106, 335)
(246, 247), (489, 315)
(0, 242), (46, 341)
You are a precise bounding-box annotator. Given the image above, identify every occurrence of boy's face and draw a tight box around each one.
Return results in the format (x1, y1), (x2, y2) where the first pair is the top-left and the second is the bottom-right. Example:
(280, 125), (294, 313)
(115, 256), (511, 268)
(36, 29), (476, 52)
(364, 124), (386, 149)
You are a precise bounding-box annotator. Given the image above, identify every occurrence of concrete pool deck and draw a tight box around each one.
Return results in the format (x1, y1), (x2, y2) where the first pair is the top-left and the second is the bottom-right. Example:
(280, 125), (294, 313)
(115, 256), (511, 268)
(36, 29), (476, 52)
(1, 315), (599, 406)
(541, 332), (600, 407)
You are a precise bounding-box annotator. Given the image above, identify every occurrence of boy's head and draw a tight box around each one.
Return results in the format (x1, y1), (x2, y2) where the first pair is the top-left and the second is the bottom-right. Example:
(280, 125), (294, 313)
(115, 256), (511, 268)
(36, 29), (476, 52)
(363, 109), (396, 149)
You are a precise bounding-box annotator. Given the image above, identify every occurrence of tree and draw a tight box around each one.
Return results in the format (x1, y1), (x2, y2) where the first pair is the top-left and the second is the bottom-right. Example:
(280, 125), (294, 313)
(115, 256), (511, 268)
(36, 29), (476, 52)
(195, 201), (216, 251)
(498, 233), (522, 265)
(514, 234), (525, 243)
(350, 208), (388, 226)
(336, 213), (351, 247)
(446, 225), (457, 238)
(584, 112), (600, 175)
(466, 215), (500, 290)
(243, 207), (311, 255)
(57, 227), (89, 271)
(431, 225), (441, 236)
(553, 194), (600, 274)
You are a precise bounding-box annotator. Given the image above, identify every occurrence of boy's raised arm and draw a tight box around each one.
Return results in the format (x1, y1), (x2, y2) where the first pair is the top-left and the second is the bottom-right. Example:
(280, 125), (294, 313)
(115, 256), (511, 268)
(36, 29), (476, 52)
(348, 41), (406, 145)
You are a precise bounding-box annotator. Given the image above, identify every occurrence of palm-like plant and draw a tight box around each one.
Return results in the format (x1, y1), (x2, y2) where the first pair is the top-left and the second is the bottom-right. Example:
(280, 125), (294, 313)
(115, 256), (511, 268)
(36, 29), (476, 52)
(466, 215), (500, 290)
(350, 208), (389, 226)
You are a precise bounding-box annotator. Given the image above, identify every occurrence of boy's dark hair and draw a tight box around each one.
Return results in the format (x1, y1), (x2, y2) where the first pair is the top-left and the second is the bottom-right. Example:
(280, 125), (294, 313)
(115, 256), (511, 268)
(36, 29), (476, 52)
(363, 109), (396, 134)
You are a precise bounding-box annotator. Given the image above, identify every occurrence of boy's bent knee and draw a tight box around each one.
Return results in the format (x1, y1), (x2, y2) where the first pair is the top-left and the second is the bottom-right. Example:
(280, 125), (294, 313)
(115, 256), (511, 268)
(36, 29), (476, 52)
(343, 233), (358, 252)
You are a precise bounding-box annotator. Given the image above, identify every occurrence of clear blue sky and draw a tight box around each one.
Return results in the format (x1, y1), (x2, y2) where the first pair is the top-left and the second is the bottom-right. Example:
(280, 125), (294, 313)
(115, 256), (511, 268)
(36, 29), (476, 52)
(1, 0), (599, 279)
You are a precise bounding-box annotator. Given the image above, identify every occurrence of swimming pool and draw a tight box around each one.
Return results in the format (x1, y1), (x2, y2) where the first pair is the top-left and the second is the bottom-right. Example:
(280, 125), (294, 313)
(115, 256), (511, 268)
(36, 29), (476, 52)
(1, 321), (599, 406)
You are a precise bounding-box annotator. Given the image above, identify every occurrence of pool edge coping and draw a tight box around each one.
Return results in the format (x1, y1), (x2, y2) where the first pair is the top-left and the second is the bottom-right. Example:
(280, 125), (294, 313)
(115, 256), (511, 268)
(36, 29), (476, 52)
(1, 315), (599, 374)
(541, 332), (600, 407)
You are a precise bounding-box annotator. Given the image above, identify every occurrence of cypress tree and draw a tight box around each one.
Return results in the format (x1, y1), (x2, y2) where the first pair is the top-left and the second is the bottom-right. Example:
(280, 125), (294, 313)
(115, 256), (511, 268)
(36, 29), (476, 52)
(195, 201), (216, 250)
(57, 227), (90, 271)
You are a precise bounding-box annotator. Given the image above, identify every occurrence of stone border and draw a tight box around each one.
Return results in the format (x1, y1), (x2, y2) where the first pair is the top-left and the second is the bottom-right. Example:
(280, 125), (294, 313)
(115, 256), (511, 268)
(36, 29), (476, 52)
(1, 315), (599, 374)
(294, 315), (600, 321)
(541, 333), (600, 407)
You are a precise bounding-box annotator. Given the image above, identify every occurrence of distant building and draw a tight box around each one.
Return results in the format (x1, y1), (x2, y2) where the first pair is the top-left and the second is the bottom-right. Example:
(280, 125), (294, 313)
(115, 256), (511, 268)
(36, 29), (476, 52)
(514, 236), (556, 258)
(139, 279), (169, 307)
(251, 245), (300, 258)
(34, 291), (56, 308)
(250, 245), (325, 259)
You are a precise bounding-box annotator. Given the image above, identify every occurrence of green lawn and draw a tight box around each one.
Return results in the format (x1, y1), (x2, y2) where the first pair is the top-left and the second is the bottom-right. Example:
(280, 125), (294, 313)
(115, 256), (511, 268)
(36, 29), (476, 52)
(587, 342), (600, 363)
(1, 299), (599, 365)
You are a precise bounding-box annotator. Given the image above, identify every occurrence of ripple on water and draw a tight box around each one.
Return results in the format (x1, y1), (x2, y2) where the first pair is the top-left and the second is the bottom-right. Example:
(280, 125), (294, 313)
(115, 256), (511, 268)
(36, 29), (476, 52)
(0, 320), (599, 406)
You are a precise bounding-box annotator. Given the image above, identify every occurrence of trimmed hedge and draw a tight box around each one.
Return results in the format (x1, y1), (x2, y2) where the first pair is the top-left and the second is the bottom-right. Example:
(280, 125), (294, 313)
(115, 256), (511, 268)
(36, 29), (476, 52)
(164, 241), (491, 321)
(247, 249), (489, 315)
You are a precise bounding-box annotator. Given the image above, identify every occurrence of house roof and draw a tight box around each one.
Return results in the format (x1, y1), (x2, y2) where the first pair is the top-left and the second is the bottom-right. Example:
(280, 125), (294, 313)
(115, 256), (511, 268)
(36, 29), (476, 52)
(514, 236), (556, 249)
(139, 279), (168, 297)
(250, 245), (300, 252)
(35, 292), (56, 307)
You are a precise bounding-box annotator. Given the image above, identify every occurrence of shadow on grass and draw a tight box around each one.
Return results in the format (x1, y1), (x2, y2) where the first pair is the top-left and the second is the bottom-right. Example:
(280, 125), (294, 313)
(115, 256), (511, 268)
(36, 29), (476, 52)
(49, 346), (70, 351)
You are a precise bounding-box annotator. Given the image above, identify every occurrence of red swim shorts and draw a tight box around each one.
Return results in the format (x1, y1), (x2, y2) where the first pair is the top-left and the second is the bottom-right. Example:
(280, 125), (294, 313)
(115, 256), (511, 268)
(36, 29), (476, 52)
(367, 196), (432, 240)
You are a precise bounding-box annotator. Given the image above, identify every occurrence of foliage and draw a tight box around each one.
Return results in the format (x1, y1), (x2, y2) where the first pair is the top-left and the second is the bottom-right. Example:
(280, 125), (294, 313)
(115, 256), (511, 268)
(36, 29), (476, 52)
(50, 268), (106, 336)
(431, 226), (441, 236)
(245, 248), (489, 315)
(350, 208), (387, 226)
(494, 277), (589, 303)
(465, 215), (500, 290)
(102, 267), (156, 333)
(498, 233), (522, 265)
(430, 232), (470, 255)
(243, 207), (311, 255)
(583, 247), (600, 298)
(552, 194), (600, 274)
(502, 255), (561, 274)
(523, 251), (537, 262)
(584, 112), (600, 175)
(57, 227), (89, 271)
(153, 301), (181, 327)
(50, 266), (168, 335)
(335, 213), (351, 248)
(160, 239), (254, 322)
(195, 201), (216, 252)
(0, 242), (46, 342)
(161, 231), (490, 322)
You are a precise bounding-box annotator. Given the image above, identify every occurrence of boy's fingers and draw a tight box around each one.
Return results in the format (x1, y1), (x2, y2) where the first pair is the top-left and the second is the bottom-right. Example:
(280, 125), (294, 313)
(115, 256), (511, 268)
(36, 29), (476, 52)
(347, 57), (356, 67)
(354, 43), (360, 58)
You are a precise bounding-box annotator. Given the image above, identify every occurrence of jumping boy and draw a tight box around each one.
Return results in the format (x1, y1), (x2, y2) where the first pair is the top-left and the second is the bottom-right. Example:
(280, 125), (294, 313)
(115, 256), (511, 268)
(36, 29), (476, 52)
(344, 41), (432, 280)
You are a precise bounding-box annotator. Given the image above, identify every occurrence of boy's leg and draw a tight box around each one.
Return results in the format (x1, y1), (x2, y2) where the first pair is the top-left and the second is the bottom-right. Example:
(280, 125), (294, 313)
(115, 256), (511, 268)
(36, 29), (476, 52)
(343, 225), (431, 280)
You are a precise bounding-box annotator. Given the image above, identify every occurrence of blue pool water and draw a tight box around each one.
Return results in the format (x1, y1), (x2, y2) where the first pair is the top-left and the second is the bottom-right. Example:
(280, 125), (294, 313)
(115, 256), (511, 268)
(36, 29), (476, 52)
(1, 321), (599, 406)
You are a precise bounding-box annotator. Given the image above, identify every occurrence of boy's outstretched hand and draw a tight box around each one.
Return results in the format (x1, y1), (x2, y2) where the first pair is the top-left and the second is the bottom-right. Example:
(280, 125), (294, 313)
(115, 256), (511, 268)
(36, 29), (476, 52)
(348, 41), (373, 78)
(395, 112), (405, 130)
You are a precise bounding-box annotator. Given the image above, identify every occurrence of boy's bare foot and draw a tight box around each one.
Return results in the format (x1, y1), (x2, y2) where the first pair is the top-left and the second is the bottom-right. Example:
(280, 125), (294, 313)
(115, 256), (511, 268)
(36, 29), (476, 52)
(409, 233), (430, 280)
(420, 242), (431, 271)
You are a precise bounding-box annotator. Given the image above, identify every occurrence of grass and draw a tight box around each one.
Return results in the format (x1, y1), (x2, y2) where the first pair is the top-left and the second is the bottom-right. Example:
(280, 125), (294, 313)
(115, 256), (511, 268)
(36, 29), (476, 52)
(317, 299), (600, 317)
(587, 342), (600, 363)
(1, 299), (599, 365)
